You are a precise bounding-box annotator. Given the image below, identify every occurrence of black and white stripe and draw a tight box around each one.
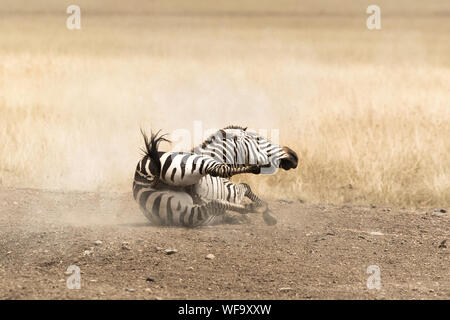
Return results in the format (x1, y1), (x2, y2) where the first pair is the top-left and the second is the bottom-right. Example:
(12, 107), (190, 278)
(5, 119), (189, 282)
(157, 152), (260, 187)
(192, 175), (278, 226)
(132, 126), (298, 227)
(156, 125), (297, 187)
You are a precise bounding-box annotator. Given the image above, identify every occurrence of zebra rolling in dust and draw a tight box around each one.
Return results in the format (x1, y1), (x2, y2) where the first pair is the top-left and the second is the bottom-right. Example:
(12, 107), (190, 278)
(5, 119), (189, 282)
(133, 125), (298, 227)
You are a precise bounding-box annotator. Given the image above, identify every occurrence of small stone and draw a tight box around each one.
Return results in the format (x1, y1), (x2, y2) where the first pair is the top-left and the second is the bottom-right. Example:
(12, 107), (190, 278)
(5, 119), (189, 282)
(94, 240), (102, 246)
(155, 246), (163, 251)
(369, 231), (384, 236)
(83, 250), (93, 256)
(278, 199), (294, 204)
(187, 267), (194, 271)
(279, 287), (292, 292)
(146, 277), (155, 282)
(144, 288), (152, 293)
(126, 288), (135, 292)
(90, 279), (98, 283)
(155, 296), (162, 300)
(205, 254), (215, 260)
(122, 242), (131, 250)
(164, 249), (178, 255)
(13, 201), (18, 205)
(432, 209), (447, 216)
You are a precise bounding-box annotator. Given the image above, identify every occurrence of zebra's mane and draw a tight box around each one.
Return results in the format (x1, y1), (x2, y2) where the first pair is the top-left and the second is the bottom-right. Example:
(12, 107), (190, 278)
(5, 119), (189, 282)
(223, 125), (247, 131)
(193, 125), (248, 151)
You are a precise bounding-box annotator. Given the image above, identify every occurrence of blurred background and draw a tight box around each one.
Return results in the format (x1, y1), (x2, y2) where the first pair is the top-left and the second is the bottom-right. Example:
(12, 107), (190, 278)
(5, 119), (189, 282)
(0, 0), (449, 206)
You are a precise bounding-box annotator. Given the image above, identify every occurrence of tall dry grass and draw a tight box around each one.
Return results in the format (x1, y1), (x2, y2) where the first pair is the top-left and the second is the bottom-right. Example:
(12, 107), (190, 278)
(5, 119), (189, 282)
(0, 0), (449, 207)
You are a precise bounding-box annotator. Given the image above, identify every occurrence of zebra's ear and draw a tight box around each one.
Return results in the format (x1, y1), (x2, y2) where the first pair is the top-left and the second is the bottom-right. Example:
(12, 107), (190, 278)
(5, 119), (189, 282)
(243, 127), (247, 131)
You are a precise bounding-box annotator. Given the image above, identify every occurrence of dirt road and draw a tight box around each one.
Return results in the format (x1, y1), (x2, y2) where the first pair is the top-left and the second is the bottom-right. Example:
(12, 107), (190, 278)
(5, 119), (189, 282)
(0, 188), (448, 299)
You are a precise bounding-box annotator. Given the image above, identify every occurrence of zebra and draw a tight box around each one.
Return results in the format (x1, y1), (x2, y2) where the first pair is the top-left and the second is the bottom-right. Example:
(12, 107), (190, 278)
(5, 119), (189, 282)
(133, 125), (298, 227)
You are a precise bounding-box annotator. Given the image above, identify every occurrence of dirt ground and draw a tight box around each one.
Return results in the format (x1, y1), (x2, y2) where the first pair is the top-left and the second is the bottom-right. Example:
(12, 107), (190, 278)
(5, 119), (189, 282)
(0, 187), (448, 300)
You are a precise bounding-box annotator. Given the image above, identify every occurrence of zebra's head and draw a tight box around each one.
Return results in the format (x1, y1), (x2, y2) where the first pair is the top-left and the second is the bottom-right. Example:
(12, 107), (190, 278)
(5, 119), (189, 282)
(194, 125), (299, 174)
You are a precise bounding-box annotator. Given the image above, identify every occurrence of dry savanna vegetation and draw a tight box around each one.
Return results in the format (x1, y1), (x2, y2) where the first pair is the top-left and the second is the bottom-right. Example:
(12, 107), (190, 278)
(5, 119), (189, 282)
(1, 0), (449, 207)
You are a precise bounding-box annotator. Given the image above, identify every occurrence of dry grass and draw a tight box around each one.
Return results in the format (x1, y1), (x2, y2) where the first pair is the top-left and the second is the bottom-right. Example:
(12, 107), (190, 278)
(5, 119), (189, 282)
(1, 1), (449, 206)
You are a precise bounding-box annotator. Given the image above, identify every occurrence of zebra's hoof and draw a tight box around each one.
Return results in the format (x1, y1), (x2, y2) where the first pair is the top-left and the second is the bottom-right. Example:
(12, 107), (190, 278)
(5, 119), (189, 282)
(248, 164), (261, 174)
(263, 211), (277, 226)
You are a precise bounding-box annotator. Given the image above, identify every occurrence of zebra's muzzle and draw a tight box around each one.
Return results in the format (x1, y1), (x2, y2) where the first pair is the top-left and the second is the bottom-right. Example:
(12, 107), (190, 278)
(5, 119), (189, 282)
(280, 147), (298, 170)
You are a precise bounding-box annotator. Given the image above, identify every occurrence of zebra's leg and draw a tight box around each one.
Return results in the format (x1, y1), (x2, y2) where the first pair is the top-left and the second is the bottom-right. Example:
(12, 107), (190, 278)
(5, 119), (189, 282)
(158, 153), (266, 187)
(187, 199), (255, 226)
(207, 199), (253, 214)
(206, 211), (251, 225)
(238, 183), (268, 212)
(239, 183), (277, 226)
(205, 163), (262, 179)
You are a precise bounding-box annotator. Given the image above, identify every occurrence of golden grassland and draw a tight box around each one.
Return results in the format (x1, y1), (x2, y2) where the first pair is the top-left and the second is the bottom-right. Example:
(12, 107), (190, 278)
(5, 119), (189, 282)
(1, 1), (449, 206)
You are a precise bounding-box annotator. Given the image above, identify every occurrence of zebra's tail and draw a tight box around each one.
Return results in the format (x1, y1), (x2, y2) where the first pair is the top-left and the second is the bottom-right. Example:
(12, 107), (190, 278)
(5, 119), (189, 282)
(140, 128), (170, 176)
